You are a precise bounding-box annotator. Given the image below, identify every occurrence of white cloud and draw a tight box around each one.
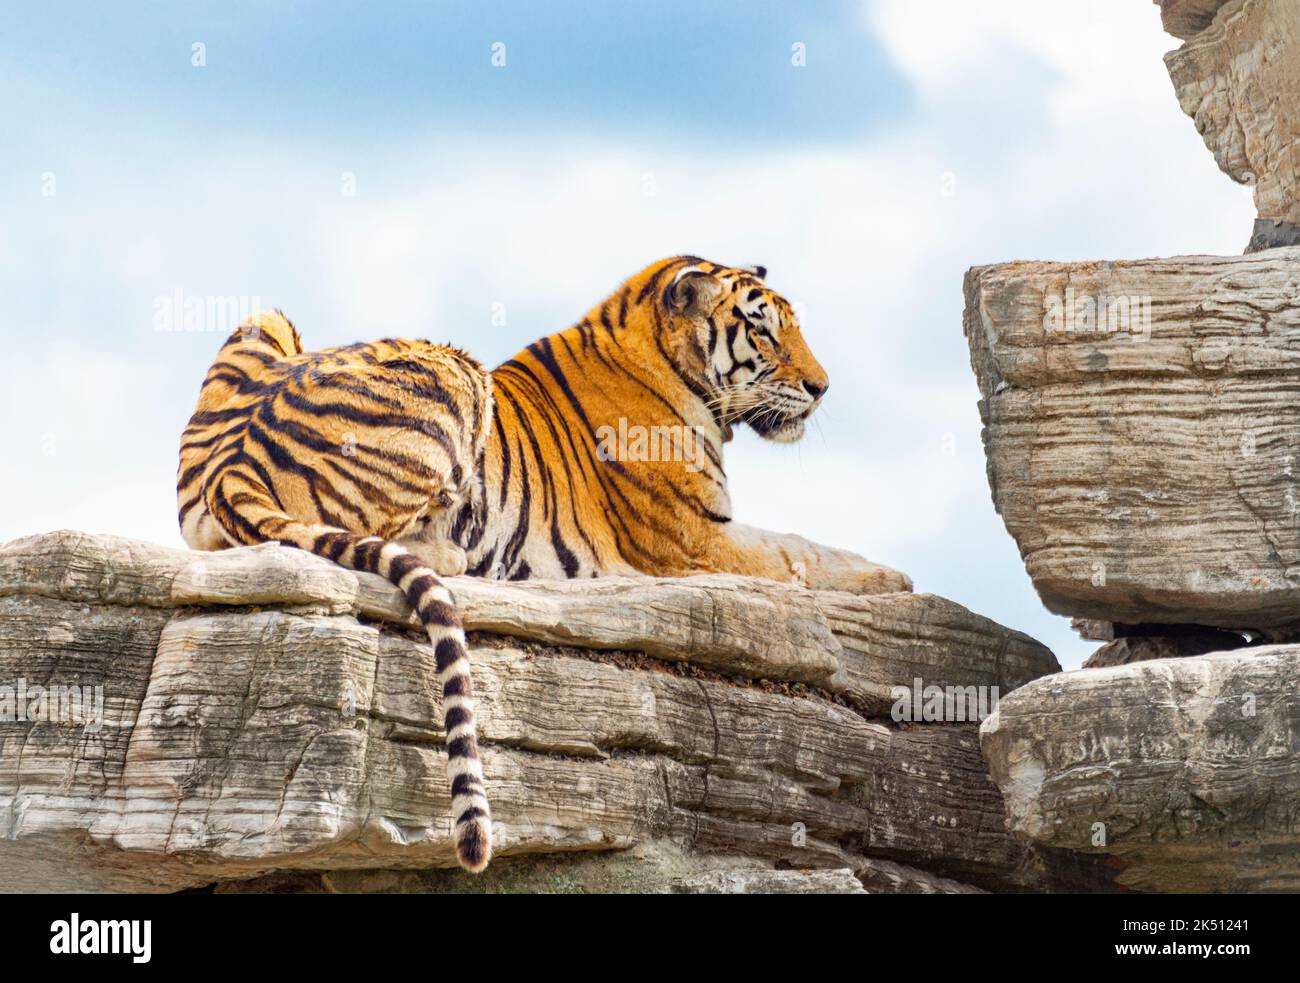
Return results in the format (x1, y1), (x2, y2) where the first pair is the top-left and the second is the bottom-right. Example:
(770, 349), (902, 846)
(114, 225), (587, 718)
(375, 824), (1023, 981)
(868, 0), (1179, 118)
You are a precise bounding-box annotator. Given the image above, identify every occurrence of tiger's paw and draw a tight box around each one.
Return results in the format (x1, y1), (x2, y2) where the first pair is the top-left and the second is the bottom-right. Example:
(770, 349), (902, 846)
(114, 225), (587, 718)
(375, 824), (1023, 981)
(799, 552), (913, 595)
(400, 539), (469, 578)
(848, 561), (913, 595)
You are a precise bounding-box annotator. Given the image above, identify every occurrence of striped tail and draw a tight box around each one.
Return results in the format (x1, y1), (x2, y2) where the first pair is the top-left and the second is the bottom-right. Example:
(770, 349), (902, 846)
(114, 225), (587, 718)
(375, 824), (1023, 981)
(206, 472), (493, 872)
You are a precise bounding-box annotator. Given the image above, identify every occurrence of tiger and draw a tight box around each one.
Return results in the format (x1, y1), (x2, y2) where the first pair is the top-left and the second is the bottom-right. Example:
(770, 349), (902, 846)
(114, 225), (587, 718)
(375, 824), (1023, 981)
(176, 254), (911, 872)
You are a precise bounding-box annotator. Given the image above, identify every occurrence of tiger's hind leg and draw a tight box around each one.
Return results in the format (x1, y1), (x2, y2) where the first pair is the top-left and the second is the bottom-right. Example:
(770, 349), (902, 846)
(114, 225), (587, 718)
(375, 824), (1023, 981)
(181, 501), (239, 551)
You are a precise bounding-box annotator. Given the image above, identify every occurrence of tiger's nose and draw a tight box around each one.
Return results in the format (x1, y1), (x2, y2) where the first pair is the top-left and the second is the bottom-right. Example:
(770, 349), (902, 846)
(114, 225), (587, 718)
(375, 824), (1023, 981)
(802, 379), (828, 399)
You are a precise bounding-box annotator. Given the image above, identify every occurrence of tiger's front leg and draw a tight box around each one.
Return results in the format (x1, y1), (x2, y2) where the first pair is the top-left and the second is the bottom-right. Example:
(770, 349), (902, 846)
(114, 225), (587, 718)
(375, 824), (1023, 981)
(396, 536), (468, 577)
(717, 522), (912, 595)
(396, 487), (475, 578)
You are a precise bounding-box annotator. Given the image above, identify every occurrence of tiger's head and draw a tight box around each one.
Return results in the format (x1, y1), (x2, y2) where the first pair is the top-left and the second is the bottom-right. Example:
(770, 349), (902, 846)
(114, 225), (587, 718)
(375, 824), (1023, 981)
(659, 258), (829, 443)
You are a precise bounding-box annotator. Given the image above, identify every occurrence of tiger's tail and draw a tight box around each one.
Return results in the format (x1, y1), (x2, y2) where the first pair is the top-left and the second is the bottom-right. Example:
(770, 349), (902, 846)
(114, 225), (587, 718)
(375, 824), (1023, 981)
(205, 470), (493, 872)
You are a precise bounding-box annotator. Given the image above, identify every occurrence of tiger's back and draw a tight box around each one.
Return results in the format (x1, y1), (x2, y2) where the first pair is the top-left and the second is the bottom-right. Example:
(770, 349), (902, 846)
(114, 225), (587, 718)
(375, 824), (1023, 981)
(177, 311), (496, 872)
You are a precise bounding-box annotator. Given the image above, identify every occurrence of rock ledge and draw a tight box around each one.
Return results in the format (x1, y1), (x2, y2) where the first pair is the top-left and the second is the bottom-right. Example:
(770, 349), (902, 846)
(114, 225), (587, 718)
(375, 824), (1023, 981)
(1, 530), (1092, 894)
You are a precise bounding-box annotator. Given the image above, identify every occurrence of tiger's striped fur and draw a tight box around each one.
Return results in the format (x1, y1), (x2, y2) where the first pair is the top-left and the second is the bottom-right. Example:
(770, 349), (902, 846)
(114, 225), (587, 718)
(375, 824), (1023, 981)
(452, 256), (911, 594)
(177, 313), (494, 872)
(177, 256), (911, 869)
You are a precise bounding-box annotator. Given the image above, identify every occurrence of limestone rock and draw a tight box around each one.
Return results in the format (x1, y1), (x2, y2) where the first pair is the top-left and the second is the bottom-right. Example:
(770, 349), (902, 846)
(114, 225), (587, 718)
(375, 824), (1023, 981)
(981, 648), (1300, 892)
(853, 857), (986, 895)
(215, 853), (984, 894)
(669, 868), (867, 895)
(1247, 220), (1300, 254)
(1082, 627), (1247, 667)
(1154, 0), (1232, 40)
(1162, 0), (1300, 241)
(0, 529), (1058, 716)
(964, 250), (1300, 632)
(0, 530), (1087, 893)
(1071, 619), (1115, 642)
(213, 847), (877, 894)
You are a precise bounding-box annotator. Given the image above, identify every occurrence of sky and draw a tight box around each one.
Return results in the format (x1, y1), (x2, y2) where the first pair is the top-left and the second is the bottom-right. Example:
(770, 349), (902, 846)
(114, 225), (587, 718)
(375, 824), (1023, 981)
(0, 1), (1254, 668)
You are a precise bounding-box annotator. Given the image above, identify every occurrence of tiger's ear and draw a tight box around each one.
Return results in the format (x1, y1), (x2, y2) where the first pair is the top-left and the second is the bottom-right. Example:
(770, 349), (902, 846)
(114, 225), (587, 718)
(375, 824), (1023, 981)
(744, 264), (767, 280)
(666, 266), (724, 317)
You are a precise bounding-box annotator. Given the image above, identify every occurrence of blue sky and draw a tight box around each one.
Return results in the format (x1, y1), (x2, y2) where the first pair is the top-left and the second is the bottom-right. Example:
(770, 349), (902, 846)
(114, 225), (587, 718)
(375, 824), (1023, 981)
(3, 1), (909, 140)
(0, 1), (1253, 667)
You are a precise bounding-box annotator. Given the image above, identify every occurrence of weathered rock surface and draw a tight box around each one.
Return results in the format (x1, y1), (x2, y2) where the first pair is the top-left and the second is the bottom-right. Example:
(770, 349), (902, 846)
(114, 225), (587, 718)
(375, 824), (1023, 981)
(1082, 627), (1247, 667)
(1155, 0), (1232, 41)
(215, 849), (981, 894)
(1246, 219), (1300, 254)
(1071, 618), (1116, 642)
(1161, 0), (1300, 245)
(964, 250), (1300, 632)
(981, 648), (1300, 892)
(957, 4), (1300, 896)
(0, 530), (1090, 894)
(0, 530), (1056, 717)
(210, 846), (880, 894)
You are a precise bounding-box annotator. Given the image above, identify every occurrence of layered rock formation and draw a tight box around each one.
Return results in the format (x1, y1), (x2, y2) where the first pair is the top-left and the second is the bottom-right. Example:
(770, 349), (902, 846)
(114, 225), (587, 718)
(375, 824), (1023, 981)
(1160, 0), (1300, 249)
(966, 3), (1300, 894)
(964, 249), (1300, 634)
(0, 531), (1101, 894)
(982, 648), (1300, 892)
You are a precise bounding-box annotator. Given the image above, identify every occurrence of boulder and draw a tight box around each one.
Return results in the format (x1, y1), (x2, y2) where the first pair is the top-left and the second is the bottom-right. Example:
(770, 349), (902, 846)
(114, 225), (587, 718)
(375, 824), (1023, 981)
(958, 2), (1300, 896)
(963, 249), (1300, 633)
(1160, 0), (1300, 248)
(981, 647), (1300, 892)
(0, 530), (1094, 894)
